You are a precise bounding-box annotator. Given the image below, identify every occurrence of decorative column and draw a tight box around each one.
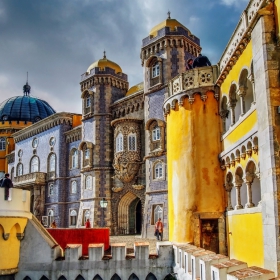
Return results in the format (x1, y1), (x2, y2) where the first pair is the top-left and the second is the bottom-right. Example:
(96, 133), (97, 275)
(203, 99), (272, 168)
(245, 172), (255, 208)
(219, 110), (229, 133)
(234, 175), (243, 210)
(228, 101), (236, 125)
(224, 182), (234, 210)
(238, 86), (247, 116)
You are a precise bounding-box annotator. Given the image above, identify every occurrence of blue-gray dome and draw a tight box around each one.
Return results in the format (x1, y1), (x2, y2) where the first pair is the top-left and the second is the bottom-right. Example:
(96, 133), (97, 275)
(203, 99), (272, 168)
(0, 96), (56, 123)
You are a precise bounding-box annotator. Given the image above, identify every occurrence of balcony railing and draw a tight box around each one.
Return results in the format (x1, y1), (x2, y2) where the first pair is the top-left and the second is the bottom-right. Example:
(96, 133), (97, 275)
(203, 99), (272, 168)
(14, 172), (47, 188)
(168, 65), (218, 97)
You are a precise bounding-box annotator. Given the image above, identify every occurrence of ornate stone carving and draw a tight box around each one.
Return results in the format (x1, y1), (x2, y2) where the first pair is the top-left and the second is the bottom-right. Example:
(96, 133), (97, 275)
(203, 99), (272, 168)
(14, 172), (47, 187)
(111, 118), (142, 184)
(132, 185), (145, 190)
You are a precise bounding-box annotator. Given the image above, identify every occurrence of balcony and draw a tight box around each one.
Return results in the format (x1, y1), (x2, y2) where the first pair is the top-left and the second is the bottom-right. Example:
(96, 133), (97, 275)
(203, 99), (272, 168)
(13, 172), (47, 188)
(0, 188), (31, 218)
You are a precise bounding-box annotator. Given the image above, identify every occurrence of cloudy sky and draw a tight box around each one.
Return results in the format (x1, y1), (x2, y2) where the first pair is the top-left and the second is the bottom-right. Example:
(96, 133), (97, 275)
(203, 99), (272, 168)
(0, 0), (248, 113)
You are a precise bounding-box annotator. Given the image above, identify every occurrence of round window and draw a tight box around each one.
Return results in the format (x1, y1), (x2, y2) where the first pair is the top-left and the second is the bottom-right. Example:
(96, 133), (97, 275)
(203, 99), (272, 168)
(49, 137), (56, 147)
(32, 138), (38, 148)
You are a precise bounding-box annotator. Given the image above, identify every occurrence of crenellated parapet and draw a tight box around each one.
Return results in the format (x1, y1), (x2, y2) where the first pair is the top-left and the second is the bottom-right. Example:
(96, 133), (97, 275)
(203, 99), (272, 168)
(164, 66), (219, 116)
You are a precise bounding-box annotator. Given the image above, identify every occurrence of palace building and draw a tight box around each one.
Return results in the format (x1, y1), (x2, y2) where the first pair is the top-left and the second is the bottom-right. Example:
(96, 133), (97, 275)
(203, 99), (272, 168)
(1, 0), (280, 278)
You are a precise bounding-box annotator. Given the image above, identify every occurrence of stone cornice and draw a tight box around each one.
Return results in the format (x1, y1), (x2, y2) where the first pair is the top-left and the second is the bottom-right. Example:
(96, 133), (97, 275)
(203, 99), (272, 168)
(111, 90), (143, 108)
(111, 117), (143, 127)
(13, 112), (75, 143)
(65, 126), (82, 143)
(217, 0), (269, 86)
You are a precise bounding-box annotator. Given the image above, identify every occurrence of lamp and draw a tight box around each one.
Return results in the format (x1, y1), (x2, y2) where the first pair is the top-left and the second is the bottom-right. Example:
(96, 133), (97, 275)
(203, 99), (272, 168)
(100, 198), (108, 208)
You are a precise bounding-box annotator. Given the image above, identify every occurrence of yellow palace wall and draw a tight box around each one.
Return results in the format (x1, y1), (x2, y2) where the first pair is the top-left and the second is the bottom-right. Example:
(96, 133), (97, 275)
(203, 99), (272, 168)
(167, 93), (225, 243)
(220, 36), (264, 266)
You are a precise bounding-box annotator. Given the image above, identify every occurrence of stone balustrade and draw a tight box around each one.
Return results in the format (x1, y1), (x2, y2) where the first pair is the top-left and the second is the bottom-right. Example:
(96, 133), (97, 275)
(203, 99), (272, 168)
(13, 172), (47, 187)
(0, 188), (31, 218)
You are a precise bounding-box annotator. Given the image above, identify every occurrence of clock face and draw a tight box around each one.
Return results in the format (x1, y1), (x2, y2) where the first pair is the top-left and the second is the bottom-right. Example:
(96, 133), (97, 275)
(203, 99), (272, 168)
(18, 149), (23, 157)
(49, 137), (56, 147)
(32, 138), (38, 148)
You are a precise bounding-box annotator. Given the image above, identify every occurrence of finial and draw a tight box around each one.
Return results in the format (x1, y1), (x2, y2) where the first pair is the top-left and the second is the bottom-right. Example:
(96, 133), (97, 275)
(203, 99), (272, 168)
(103, 50), (106, 59)
(167, 11), (171, 19)
(23, 72), (31, 96)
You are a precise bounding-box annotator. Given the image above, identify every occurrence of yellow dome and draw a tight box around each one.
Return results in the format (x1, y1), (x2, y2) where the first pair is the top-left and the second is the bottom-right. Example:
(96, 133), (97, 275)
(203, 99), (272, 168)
(87, 53), (122, 74)
(126, 82), (144, 96)
(149, 18), (190, 37)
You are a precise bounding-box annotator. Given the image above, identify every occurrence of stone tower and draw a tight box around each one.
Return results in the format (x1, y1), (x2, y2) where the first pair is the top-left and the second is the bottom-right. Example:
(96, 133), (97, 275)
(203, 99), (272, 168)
(140, 14), (202, 238)
(77, 52), (128, 229)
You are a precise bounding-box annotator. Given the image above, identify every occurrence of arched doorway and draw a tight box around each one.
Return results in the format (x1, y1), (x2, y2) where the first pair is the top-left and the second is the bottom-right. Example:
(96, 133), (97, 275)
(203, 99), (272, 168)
(118, 192), (142, 235)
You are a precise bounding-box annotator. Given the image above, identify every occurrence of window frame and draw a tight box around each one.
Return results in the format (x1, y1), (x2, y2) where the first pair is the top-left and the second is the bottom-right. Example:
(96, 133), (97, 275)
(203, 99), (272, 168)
(0, 137), (6, 151)
(30, 156), (39, 173)
(154, 162), (163, 180)
(69, 209), (78, 226)
(128, 133), (137, 151)
(152, 62), (160, 78)
(49, 153), (56, 172)
(83, 209), (90, 226)
(71, 180), (77, 194)
(116, 133), (123, 152)
(85, 175), (92, 190)
(71, 149), (78, 169)
(152, 126), (161, 141)
(152, 204), (163, 225)
(17, 163), (23, 176)
(48, 183), (54, 197)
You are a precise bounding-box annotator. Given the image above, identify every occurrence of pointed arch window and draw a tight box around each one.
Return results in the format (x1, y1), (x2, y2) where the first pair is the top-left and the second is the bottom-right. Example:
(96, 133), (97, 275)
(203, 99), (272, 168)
(153, 205), (163, 225)
(71, 149), (78, 169)
(85, 175), (92, 190)
(154, 162), (163, 179)
(83, 209), (90, 225)
(30, 156), (39, 173)
(128, 133), (136, 151)
(48, 183), (54, 197)
(0, 137), (6, 150)
(70, 209), (77, 226)
(71, 181), (77, 194)
(116, 133), (123, 152)
(48, 209), (54, 225)
(49, 153), (56, 172)
(17, 163), (23, 176)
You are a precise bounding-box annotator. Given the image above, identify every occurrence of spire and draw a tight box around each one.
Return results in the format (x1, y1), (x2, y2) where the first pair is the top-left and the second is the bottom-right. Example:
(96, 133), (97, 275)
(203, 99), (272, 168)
(167, 11), (171, 19)
(103, 50), (106, 59)
(23, 72), (31, 96)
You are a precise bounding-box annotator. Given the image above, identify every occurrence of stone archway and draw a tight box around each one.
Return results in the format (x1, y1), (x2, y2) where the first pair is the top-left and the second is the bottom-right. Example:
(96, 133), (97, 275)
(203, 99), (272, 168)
(117, 192), (141, 234)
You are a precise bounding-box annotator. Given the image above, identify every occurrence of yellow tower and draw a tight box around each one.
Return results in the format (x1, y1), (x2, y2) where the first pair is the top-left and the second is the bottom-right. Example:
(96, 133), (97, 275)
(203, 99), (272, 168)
(164, 66), (226, 253)
(0, 188), (31, 276)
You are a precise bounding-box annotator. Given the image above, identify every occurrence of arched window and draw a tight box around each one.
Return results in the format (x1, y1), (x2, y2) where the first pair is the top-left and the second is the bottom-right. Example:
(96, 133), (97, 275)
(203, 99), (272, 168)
(71, 149), (78, 169)
(30, 156), (39, 173)
(48, 209), (54, 224)
(85, 175), (92, 189)
(152, 62), (160, 78)
(152, 126), (161, 141)
(48, 184), (54, 197)
(154, 205), (163, 224)
(0, 137), (6, 150)
(70, 209), (77, 226)
(86, 96), (91, 108)
(49, 153), (56, 172)
(17, 163), (23, 176)
(128, 133), (137, 151)
(71, 181), (77, 194)
(154, 162), (163, 179)
(83, 209), (90, 225)
(85, 148), (90, 160)
(116, 133), (123, 152)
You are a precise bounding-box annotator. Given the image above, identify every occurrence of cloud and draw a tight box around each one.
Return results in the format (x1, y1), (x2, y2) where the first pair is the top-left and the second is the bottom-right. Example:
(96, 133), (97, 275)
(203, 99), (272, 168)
(220, 0), (248, 8)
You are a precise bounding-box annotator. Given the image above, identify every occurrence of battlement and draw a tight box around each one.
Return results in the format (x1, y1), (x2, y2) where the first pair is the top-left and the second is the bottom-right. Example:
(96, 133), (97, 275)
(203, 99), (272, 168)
(80, 67), (128, 82)
(173, 243), (275, 280)
(0, 188), (31, 219)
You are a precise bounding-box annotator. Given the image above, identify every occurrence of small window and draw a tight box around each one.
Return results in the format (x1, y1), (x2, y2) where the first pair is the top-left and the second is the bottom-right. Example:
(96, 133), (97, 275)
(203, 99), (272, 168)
(71, 181), (77, 194)
(71, 149), (78, 169)
(17, 163), (23, 176)
(49, 137), (56, 147)
(85, 149), (90, 160)
(86, 97), (91, 108)
(48, 209), (54, 224)
(116, 133), (123, 152)
(83, 209), (90, 225)
(154, 205), (163, 223)
(85, 175), (92, 189)
(155, 162), (163, 179)
(30, 156), (39, 173)
(48, 184), (54, 196)
(0, 138), (6, 150)
(128, 134), (136, 151)
(49, 154), (56, 172)
(152, 63), (160, 78)
(18, 149), (23, 157)
(70, 209), (77, 226)
(32, 138), (38, 148)
(152, 126), (160, 141)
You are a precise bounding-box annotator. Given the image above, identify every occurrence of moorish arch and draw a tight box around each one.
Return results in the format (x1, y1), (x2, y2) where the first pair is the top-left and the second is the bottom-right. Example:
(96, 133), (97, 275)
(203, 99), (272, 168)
(117, 191), (141, 234)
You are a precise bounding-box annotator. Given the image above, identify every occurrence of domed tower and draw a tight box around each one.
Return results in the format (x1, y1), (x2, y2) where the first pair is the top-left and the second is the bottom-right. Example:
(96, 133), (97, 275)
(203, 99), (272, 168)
(141, 14), (201, 238)
(78, 52), (128, 229)
(0, 82), (56, 177)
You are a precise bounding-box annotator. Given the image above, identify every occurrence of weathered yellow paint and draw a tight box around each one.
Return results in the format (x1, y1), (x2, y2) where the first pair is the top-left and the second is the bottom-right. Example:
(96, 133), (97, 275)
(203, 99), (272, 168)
(226, 152), (259, 173)
(221, 41), (253, 95)
(0, 217), (27, 270)
(227, 212), (264, 267)
(223, 110), (257, 149)
(275, 0), (280, 40)
(167, 93), (225, 243)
